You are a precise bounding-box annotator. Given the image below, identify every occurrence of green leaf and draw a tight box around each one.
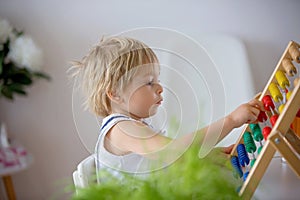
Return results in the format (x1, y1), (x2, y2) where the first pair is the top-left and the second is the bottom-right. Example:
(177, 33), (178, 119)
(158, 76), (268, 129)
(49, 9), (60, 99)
(2, 39), (10, 57)
(0, 50), (3, 75)
(11, 71), (33, 85)
(33, 71), (51, 81)
(1, 86), (13, 100)
(8, 83), (27, 95)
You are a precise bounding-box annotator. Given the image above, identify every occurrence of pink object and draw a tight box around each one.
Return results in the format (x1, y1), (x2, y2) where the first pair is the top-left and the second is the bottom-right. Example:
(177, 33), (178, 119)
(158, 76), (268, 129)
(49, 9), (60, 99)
(2, 148), (19, 167)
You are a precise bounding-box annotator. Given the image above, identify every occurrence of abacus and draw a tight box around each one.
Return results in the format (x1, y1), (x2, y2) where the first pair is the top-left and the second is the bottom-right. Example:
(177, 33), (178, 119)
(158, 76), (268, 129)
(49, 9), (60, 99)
(230, 41), (300, 200)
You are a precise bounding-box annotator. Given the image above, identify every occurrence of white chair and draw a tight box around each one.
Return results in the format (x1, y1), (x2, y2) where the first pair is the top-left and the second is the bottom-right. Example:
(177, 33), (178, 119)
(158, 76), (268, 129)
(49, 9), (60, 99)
(73, 154), (96, 191)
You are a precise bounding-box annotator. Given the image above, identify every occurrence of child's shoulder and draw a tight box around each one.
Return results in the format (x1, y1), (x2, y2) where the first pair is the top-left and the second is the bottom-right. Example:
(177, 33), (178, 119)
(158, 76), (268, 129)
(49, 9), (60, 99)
(111, 119), (154, 138)
(102, 113), (157, 140)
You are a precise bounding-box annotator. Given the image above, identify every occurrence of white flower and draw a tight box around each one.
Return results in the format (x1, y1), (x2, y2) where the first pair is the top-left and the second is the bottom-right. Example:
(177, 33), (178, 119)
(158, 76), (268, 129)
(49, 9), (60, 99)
(0, 18), (13, 49)
(7, 35), (43, 71)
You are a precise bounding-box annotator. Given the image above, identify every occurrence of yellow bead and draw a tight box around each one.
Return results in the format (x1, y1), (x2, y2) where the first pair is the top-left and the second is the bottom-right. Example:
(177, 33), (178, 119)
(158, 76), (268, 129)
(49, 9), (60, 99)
(268, 83), (283, 102)
(286, 91), (292, 100)
(278, 104), (285, 114)
(275, 70), (289, 89)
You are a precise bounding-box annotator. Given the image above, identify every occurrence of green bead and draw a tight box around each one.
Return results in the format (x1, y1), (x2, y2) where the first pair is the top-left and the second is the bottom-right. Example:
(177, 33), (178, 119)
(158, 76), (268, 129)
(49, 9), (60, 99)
(249, 124), (258, 131)
(250, 124), (263, 142)
(253, 130), (263, 142)
(257, 146), (263, 154)
(250, 159), (256, 167)
(243, 132), (257, 153)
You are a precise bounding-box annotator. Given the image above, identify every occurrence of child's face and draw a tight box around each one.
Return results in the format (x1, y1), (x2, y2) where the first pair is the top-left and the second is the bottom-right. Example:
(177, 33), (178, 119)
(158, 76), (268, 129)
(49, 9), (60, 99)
(121, 64), (163, 119)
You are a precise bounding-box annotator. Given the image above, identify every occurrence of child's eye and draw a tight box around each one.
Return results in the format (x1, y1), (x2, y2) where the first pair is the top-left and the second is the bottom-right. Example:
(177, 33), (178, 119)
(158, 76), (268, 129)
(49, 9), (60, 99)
(147, 81), (154, 86)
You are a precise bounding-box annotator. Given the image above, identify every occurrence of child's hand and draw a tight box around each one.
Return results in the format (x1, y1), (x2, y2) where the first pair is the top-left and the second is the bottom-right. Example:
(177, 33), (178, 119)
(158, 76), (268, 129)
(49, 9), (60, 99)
(221, 144), (234, 154)
(205, 145), (234, 166)
(227, 99), (265, 128)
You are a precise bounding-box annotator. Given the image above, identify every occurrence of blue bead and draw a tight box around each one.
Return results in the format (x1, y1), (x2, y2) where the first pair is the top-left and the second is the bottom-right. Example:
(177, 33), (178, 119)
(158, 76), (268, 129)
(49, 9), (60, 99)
(237, 144), (250, 167)
(231, 156), (243, 178)
(243, 171), (250, 181)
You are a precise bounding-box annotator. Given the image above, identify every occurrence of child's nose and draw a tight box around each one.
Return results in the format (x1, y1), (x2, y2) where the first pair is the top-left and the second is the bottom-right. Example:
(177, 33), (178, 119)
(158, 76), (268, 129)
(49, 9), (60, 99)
(156, 83), (163, 94)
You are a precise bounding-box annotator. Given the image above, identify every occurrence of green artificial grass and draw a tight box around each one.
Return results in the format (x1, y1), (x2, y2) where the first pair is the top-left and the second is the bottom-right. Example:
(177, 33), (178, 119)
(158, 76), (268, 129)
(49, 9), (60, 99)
(72, 145), (241, 200)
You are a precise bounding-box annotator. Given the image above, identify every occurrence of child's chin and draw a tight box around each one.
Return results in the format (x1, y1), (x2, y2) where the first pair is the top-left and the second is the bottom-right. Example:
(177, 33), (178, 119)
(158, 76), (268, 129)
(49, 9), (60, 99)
(148, 106), (159, 116)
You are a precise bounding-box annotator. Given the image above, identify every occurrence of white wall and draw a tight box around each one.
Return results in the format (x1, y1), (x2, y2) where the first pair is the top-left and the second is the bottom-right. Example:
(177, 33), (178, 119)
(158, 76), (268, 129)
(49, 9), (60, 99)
(0, 0), (300, 199)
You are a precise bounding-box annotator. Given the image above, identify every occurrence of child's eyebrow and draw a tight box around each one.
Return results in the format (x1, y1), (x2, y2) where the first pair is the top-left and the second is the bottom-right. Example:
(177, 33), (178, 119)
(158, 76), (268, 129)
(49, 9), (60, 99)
(142, 73), (160, 81)
(142, 71), (156, 77)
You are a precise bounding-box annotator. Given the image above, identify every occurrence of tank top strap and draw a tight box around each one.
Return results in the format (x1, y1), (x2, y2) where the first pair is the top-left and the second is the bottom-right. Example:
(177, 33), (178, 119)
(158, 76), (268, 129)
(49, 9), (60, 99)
(100, 114), (137, 135)
(101, 114), (128, 130)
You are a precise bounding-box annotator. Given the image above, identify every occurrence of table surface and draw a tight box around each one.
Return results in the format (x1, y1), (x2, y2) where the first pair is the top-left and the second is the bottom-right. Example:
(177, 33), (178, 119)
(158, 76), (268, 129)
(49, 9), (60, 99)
(253, 154), (300, 200)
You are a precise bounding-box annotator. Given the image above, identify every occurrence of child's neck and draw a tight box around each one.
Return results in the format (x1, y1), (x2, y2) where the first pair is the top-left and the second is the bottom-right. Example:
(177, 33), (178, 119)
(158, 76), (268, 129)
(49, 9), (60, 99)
(110, 109), (142, 121)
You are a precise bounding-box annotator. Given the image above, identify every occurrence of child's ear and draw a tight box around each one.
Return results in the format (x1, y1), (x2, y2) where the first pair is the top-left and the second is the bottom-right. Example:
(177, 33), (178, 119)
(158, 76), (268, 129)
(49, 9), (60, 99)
(106, 91), (122, 103)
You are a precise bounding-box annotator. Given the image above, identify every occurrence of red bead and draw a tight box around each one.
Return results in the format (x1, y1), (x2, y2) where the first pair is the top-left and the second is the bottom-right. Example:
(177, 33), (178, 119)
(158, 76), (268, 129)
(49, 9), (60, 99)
(297, 109), (300, 118)
(263, 126), (272, 140)
(270, 114), (279, 127)
(262, 95), (275, 111)
(285, 88), (289, 93)
(257, 111), (268, 122)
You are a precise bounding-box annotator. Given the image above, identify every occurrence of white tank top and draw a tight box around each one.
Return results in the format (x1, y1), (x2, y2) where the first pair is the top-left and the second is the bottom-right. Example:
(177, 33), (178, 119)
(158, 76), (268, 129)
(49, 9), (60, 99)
(95, 114), (157, 181)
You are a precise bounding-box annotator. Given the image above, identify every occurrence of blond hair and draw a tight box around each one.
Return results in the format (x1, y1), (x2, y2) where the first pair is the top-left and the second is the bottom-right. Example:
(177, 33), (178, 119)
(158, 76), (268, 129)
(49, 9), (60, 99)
(70, 36), (158, 117)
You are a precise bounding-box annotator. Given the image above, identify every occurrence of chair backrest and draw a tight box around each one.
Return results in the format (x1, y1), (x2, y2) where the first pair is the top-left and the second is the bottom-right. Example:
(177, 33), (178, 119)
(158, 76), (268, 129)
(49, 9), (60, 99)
(73, 154), (96, 190)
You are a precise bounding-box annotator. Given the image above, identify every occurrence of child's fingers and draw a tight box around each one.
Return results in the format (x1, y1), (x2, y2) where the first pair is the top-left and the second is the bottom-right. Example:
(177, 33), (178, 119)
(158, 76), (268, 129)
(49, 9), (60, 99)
(221, 144), (234, 154)
(250, 106), (260, 117)
(248, 99), (262, 107)
(249, 99), (265, 111)
(244, 106), (260, 123)
(246, 113), (258, 123)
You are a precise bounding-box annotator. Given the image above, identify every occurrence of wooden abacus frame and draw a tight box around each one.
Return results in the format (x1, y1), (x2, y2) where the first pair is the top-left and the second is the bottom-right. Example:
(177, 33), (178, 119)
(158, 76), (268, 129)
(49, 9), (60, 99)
(230, 41), (300, 200)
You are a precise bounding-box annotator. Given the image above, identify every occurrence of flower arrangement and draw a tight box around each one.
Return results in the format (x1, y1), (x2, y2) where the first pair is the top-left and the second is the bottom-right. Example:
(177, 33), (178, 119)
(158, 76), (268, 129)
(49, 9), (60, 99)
(0, 17), (50, 100)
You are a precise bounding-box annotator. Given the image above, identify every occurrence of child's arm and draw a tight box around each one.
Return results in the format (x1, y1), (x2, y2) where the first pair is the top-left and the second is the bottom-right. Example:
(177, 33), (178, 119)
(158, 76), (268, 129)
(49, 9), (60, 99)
(106, 99), (264, 160)
(200, 98), (264, 144)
